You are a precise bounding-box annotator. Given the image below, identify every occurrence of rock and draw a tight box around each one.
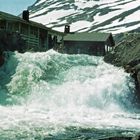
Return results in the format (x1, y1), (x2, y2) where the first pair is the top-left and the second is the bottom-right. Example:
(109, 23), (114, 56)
(137, 71), (140, 88)
(104, 32), (140, 67)
(105, 33), (140, 93)
(99, 136), (132, 140)
(133, 64), (140, 72)
(131, 64), (140, 90)
(132, 132), (140, 140)
(128, 60), (140, 68)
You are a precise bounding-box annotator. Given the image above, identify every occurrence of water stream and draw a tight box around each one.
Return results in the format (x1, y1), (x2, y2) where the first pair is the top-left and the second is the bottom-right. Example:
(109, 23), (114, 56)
(0, 50), (140, 139)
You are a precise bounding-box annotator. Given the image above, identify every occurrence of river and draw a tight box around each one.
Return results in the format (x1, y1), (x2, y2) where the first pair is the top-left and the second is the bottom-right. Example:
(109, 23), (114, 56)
(0, 50), (140, 140)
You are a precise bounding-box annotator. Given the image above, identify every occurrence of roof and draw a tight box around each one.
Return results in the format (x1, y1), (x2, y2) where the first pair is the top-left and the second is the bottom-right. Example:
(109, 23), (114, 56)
(64, 32), (112, 42)
(0, 11), (64, 36)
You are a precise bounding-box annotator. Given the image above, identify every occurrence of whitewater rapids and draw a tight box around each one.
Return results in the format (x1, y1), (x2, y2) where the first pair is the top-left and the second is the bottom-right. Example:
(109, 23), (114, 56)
(0, 50), (140, 139)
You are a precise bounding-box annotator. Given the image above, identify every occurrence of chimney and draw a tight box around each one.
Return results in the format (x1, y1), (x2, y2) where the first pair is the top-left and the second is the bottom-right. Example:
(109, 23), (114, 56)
(22, 10), (29, 21)
(64, 25), (70, 33)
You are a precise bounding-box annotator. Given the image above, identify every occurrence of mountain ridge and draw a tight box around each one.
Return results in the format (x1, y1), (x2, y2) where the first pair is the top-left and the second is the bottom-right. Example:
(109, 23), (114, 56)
(28, 0), (140, 34)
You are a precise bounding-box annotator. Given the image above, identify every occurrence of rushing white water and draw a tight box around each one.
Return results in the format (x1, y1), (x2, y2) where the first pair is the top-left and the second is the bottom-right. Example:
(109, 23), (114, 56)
(0, 50), (140, 139)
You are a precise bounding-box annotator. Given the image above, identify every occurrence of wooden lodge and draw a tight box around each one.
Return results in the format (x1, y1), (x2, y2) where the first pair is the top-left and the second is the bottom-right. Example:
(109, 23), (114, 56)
(0, 10), (115, 57)
(0, 10), (64, 52)
(63, 26), (115, 56)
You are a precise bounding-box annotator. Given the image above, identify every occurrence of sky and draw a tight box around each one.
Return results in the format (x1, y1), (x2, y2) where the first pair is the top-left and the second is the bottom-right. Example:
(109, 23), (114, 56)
(0, 0), (36, 15)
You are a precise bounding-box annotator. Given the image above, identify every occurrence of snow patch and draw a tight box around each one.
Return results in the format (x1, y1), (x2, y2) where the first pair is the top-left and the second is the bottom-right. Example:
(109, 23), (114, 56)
(30, 0), (140, 34)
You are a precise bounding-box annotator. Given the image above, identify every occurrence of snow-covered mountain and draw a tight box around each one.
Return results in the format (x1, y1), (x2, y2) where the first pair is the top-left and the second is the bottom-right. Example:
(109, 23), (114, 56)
(29, 0), (140, 34)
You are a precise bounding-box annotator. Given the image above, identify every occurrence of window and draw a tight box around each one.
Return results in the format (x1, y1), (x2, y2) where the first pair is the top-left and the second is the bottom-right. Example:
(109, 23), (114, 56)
(21, 23), (28, 35)
(30, 26), (38, 38)
(0, 20), (6, 29)
(7, 22), (19, 32)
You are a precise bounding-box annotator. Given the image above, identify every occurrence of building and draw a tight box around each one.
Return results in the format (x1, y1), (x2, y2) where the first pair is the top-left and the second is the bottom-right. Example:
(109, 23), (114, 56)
(0, 10), (64, 52)
(64, 31), (115, 56)
(0, 10), (115, 56)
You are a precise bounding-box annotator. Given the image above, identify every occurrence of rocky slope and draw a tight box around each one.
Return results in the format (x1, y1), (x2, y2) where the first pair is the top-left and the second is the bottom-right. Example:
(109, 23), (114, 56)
(104, 33), (140, 92)
(28, 0), (140, 34)
(104, 33), (140, 66)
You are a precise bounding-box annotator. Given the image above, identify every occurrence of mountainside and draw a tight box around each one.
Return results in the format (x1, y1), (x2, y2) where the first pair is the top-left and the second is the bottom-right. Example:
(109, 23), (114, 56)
(28, 0), (140, 34)
(104, 32), (140, 93)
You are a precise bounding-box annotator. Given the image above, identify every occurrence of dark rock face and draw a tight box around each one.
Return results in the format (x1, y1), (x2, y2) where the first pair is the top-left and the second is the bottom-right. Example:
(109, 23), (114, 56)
(125, 61), (140, 92)
(137, 71), (140, 87)
(101, 137), (132, 140)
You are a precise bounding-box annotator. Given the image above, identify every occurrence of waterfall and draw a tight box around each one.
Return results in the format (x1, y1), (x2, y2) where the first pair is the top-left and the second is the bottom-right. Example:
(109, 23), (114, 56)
(0, 50), (139, 139)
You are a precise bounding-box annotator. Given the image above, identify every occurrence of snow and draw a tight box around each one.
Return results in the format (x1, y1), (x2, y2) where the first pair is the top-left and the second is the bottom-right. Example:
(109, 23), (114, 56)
(95, 9), (140, 33)
(53, 20), (92, 32)
(105, 24), (140, 34)
(30, 0), (140, 34)
(35, 0), (46, 6)
(123, 10), (140, 23)
(93, 10), (120, 24)
(30, 7), (48, 17)
(113, 0), (140, 10)
(70, 20), (93, 32)
(75, 0), (98, 9)
(31, 2), (62, 18)
(31, 9), (76, 25)
(93, 0), (140, 25)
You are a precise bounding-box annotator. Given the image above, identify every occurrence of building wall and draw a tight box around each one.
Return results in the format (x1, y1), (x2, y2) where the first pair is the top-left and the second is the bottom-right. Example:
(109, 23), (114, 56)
(0, 20), (41, 51)
(0, 20), (64, 52)
(0, 29), (26, 52)
(64, 41), (106, 56)
(39, 29), (48, 50)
